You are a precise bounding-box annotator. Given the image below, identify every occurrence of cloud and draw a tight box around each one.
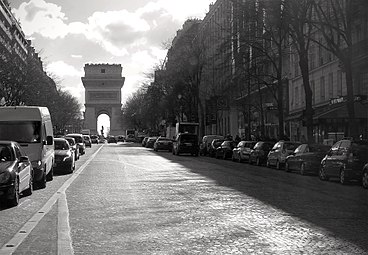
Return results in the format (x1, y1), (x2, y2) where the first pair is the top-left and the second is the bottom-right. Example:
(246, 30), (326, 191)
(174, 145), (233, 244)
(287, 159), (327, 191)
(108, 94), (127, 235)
(71, 55), (82, 59)
(46, 61), (83, 78)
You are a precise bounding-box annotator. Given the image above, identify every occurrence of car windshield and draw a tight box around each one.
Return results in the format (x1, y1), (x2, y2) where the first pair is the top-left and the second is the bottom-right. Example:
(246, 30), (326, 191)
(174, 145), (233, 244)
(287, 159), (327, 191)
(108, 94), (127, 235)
(0, 144), (14, 161)
(285, 143), (300, 151)
(181, 134), (197, 142)
(65, 138), (75, 146)
(55, 140), (69, 150)
(67, 135), (83, 143)
(0, 121), (41, 143)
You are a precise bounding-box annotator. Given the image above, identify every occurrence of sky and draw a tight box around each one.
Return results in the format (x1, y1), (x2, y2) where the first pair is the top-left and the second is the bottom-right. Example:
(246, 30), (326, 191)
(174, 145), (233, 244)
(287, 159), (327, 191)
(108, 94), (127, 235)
(10, 0), (213, 110)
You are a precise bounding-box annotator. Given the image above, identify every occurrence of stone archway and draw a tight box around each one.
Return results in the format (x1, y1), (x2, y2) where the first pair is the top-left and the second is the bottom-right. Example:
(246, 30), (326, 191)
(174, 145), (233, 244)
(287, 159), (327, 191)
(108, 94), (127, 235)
(82, 64), (125, 135)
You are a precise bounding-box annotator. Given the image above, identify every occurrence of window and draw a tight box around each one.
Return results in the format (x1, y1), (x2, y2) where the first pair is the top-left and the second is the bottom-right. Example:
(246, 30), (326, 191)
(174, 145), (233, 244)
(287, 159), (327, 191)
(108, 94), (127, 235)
(295, 86), (299, 106)
(320, 76), (325, 101)
(101, 69), (105, 73)
(311, 80), (315, 104)
(337, 70), (342, 96)
(328, 73), (333, 99)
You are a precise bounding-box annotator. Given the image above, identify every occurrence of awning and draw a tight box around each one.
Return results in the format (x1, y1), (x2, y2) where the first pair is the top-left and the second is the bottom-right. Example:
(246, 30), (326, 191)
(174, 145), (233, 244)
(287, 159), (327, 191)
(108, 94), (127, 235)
(313, 102), (368, 120)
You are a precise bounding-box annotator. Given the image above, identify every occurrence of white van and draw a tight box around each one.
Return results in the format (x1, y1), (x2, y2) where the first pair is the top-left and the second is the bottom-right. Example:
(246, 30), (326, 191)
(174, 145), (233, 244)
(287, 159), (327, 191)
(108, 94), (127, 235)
(0, 106), (55, 188)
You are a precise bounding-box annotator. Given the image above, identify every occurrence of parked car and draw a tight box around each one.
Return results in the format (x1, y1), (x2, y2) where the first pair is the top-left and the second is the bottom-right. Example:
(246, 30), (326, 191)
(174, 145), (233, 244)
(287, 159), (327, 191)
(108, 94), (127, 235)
(54, 138), (75, 174)
(319, 139), (368, 184)
(0, 141), (33, 207)
(172, 133), (199, 156)
(154, 137), (173, 152)
(64, 137), (80, 161)
(65, 134), (85, 155)
(208, 139), (225, 157)
(232, 141), (257, 162)
(145, 137), (158, 148)
(216, 141), (237, 159)
(362, 163), (368, 189)
(285, 144), (331, 175)
(107, 136), (117, 143)
(125, 134), (136, 142)
(249, 141), (275, 166)
(117, 135), (125, 142)
(83, 135), (92, 148)
(267, 141), (301, 169)
(200, 135), (224, 156)
(90, 135), (99, 144)
(142, 137), (149, 147)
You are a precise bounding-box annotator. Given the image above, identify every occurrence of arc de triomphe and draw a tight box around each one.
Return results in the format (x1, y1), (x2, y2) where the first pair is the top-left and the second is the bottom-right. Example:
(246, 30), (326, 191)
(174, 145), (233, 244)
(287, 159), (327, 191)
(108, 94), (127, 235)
(82, 64), (125, 136)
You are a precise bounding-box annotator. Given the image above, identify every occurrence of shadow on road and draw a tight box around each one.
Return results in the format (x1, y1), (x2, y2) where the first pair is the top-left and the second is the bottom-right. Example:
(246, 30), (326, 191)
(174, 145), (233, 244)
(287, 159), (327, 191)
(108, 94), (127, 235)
(131, 144), (368, 251)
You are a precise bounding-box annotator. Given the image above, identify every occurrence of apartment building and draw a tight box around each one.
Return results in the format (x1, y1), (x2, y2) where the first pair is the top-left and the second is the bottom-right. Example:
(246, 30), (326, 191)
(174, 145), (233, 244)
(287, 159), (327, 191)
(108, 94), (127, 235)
(288, 1), (368, 143)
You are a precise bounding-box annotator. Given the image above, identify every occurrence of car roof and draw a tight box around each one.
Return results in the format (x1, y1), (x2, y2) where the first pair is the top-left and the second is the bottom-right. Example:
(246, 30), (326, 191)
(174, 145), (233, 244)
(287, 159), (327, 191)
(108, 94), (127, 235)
(66, 133), (83, 137)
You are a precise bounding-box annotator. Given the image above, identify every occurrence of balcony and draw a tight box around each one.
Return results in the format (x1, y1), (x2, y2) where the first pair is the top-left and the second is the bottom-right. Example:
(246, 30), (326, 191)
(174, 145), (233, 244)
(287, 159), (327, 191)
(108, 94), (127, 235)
(0, 2), (12, 26)
(0, 19), (12, 39)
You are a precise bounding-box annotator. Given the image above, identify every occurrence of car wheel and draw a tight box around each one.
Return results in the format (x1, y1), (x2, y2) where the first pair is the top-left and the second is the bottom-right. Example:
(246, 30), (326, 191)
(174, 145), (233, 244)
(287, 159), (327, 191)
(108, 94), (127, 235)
(285, 162), (290, 172)
(319, 165), (328, 181)
(300, 163), (306, 175)
(23, 171), (33, 196)
(340, 166), (348, 185)
(276, 160), (281, 170)
(8, 178), (19, 207)
(46, 165), (54, 181)
(266, 159), (270, 168)
(362, 169), (368, 189)
(256, 157), (261, 166)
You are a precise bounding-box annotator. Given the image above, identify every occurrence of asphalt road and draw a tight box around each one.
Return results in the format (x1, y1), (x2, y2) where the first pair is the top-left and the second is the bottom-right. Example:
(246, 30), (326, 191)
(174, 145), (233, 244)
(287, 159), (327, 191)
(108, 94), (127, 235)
(0, 142), (367, 254)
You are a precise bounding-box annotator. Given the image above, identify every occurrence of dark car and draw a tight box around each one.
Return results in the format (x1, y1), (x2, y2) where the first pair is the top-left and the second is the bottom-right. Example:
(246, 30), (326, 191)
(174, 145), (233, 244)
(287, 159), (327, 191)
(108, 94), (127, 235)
(65, 137), (80, 161)
(267, 141), (302, 169)
(208, 139), (225, 157)
(362, 163), (368, 189)
(216, 141), (237, 159)
(0, 141), (33, 207)
(285, 144), (331, 175)
(90, 135), (99, 144)
(65, 134), (85, 155)
(232, 141), (257, 162)
(200, 135), (224, 156)
(154, 137), (173, 152)
(142, 137), (149, 147)
(117, 135), (125, 142)
(145, 137), (158, 148)
(172, 133), (199, 156)
(319, 139), (368, 184)
(54, 138), (75, 174)
(83, 135), (92, 148)
(249, 141), (275, 166)
(107, 136), (117, 143)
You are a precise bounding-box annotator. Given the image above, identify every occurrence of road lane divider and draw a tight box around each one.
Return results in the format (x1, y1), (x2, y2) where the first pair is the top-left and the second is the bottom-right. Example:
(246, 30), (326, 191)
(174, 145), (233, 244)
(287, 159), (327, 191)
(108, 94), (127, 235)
(0, 145), (104, 255)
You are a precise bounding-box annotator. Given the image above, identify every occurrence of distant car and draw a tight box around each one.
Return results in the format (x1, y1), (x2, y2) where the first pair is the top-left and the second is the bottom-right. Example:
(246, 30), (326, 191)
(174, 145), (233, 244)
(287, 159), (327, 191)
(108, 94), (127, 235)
(64, 137), (80, 161)
(90, 135), (99, 144)
(172, 133), (199, 156)
(232, 141), (257, 162)
(216, 141), (237, 159)
(83, 135), (92, 148)
(54, 138), (75, 174)
(319, 139), (368, 184)
(117, 135), (125, 142)
(145, 137), (158, 148)
(285, 144), (331, 175)
(154, 137), (173, 152)
(0, 141), (33, 207)
(107, 136), (117, 143)
(208, 139), (225, 157)
(65, 134), (85, 155)
(249, 141), (275, 166)
(125, 134), (136, 142)
(362, 163), (368, 189)
(267, 141), (301, 169)
(142, 137), (149, 147)
(200, 135), (224, 156)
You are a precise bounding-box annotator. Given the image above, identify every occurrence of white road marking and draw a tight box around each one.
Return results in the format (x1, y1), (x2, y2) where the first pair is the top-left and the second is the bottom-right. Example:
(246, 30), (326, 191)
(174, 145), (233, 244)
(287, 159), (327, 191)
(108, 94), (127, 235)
(0, 145), (103, 255)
